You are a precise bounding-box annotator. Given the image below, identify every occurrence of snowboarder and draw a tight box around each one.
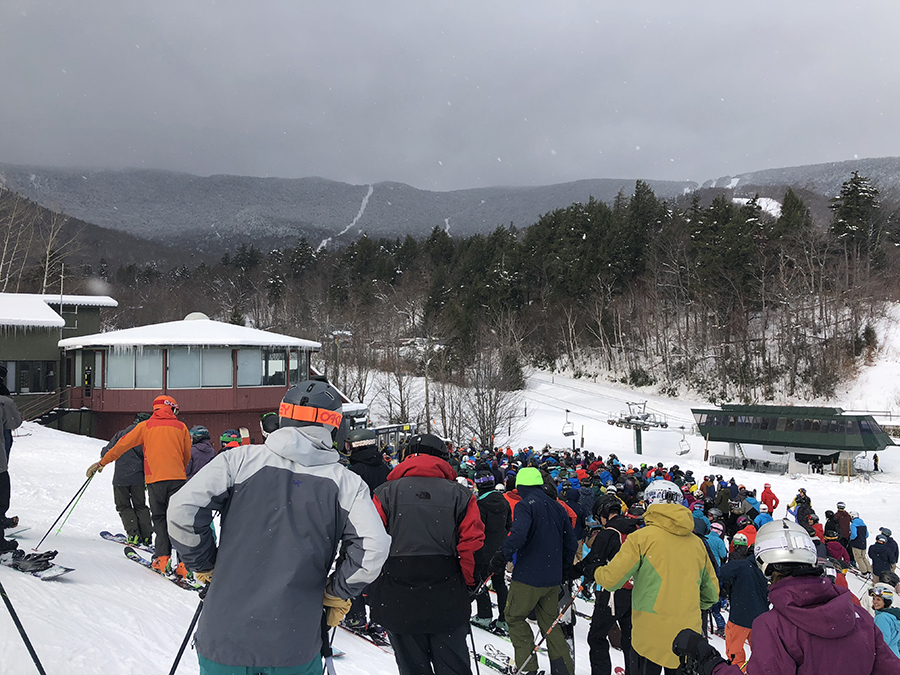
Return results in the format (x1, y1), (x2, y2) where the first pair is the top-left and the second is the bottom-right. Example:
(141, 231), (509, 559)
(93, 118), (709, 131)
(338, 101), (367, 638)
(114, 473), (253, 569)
(168, 379), (390, 674)
(100, 412), (153, 545)
(87, 395), (191, 575)
(369, 433), (485, 675)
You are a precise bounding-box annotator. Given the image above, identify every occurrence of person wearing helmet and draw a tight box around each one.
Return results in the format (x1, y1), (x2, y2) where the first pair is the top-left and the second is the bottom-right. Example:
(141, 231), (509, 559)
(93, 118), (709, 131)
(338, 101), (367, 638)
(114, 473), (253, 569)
(834, 501), (852, 548)
(219, 429), (240, 452)
(471, 470), (513, 635)
(259, 411), (280, 438)
(88, 395), (191, 574)
(344, 428), (391, 496)
(760, 483), (779, 516)
(872, 584), (900, 658)
(186, 425), (216, 481)
(369, 432), (486, 675)
(717, 531), (768, 669)
(674, 519), (900, 675)
(490, 467), (577, 675)
(733, 516), (757, 552)
(871, 535), (895, 579)
(98, 412), (153, 546)
(850, 511), (873, 575)
(754, 503), (773, 530)
(581, 493), (640, 675)
(167, 379), (390, 675)
(593, 480), (719, 673)
(881, 528), (900, 573)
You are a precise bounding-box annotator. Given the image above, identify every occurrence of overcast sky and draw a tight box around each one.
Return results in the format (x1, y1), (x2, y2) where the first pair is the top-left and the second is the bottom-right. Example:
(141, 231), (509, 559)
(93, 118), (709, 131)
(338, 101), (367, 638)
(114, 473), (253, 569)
(1, 1), (898, 191)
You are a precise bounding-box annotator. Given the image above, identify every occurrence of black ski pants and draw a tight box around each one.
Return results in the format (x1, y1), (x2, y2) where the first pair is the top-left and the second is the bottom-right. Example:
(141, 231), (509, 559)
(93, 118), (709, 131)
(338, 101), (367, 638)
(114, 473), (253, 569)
(474, 563), (508, 621)
(147, 479), (185, 558)
(114, 484), (153, 541)
(386, 624), (472, 675)
(588, 588), (632, 675)
(0, 470), (9, 522)
(630, 652), (677, 675)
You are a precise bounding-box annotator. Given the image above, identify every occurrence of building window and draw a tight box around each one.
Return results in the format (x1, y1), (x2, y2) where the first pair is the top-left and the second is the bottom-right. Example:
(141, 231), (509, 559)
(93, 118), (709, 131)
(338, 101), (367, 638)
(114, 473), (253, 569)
(5, 361), (58, 393)
(290, 350), (310, 385)
(106, 349), (163, 389)
(237, 349), (262, 386)
(106, 352), (135, 389)
(263, 349), (287, 386)
(168, 349), (201, 389)
(202, 349), (233, 387)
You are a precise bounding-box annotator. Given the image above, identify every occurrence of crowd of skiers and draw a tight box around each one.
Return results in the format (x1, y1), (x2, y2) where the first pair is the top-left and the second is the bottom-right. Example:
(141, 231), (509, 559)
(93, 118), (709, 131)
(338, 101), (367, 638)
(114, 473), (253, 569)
(6, 378), (888, 675)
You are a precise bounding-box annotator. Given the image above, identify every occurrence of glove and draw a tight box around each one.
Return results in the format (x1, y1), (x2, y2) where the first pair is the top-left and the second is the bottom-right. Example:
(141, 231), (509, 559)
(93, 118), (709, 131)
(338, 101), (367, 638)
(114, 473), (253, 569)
(564, 561), (585, 581)
(488, 550), (507, 574)
(323, 591), (352, 627)
(672, 629), (727, 675)
(194, 569), (214, 585)
(86, 462), (104, 478)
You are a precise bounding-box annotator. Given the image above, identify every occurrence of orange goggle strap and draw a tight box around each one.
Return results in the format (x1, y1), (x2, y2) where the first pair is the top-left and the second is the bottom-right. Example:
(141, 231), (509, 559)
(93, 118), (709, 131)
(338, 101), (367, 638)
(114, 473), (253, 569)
(278, 402), (343, 429)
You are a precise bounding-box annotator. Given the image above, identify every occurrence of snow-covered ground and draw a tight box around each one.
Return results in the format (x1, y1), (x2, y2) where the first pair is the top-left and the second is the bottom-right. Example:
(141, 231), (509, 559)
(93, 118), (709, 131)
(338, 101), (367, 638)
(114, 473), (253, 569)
(1, 365), (888, 673)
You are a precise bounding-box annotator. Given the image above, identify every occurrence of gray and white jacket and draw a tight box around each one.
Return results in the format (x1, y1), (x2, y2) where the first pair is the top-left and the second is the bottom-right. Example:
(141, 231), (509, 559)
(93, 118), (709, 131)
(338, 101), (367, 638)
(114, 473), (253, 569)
(0, 395), (23, 473)
(168, 425), (391, 668)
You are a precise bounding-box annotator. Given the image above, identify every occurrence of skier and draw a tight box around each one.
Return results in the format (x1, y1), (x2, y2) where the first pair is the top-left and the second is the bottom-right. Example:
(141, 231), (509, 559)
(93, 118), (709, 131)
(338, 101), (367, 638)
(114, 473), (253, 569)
(672, 519), (900, 675)
(471, 469), (512, 634)
(593, 479), (719, 675)
(850, 511), (873, 575)
(369, 433), (485, 675)
(0, 387), (23, 553)
(880, 528), (899, 572)
(760, 483), (779, 515)
(167, 379), (390, 674)
(717, 534), (768, 669)
(345, 428), (391, 495)
(100, 412), (153, 545)
(87, 395), (191, 574)
(754, 503), (773, 530)
(872, 584), (900, 658)
(186, 425), (216, 480)
(583, 493), (639, 675)
(835, 502), (853, 551)
(490, 466), (577, 675)
(871, 535), (894, 579)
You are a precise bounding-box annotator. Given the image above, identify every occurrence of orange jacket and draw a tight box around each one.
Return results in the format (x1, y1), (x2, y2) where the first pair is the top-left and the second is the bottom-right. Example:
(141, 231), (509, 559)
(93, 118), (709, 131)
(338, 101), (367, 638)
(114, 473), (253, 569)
(100, 408), (191, 484)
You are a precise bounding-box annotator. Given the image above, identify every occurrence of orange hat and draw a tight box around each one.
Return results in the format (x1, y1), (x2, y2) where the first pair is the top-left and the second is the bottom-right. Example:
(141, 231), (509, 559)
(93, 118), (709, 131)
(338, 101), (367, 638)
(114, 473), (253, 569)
(153, 395), (179, 411)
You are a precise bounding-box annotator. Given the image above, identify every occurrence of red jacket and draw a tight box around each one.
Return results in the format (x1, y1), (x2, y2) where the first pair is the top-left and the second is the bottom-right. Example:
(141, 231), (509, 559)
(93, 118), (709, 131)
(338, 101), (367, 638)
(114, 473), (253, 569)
(761, 487), (779, 514)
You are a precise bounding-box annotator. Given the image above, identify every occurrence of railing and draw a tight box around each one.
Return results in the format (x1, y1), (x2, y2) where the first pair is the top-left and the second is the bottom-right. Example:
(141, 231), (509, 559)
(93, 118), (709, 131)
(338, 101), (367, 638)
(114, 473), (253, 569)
(16, 389), (66, 422)
(710, 454), (788, 475)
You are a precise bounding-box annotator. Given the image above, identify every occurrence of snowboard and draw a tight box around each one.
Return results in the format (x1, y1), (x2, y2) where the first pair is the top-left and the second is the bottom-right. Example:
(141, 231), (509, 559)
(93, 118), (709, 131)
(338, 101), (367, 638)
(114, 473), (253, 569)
(0, 549), (74, 580)
(239, 427), (251, 445)
(123, 546), (203, 592)
(101, 531), (155, 554)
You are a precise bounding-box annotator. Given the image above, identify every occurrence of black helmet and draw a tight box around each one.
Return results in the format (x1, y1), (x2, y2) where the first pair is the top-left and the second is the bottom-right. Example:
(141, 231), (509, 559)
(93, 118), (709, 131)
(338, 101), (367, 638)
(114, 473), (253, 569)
(404, 433), (449, 461)
(345, 428), (378, 456)
(882, 571), (900, 587)
(133, 412), (152, 425)
(279, 378), (347, 450)
(260, 411), (280, 438)
(593, 494), (623, 520)
(189, 425), (210, 443)
(474, 470), (495, 491)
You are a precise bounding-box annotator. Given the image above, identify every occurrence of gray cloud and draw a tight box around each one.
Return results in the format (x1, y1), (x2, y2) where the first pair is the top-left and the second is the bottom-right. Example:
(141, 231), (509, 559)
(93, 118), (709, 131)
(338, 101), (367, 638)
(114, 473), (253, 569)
(1, 0), (898, 190)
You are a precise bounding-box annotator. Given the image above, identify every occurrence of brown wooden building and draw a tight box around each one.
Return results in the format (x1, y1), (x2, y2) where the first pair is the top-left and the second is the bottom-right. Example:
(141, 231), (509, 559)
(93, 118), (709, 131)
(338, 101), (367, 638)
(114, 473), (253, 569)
(58, 312), (321, 441)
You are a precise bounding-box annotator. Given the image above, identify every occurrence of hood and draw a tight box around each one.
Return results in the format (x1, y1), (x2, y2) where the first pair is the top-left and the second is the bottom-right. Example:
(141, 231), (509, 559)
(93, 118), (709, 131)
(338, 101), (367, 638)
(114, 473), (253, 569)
(151, 407), (178, 422)
(644, 503), (695, 536)
(478, 490), (509, 514)
(387, 453), (456, 481)
(263, 426), (338, 467)
(192, 439), (217, 456)
(349, 445), (384, 466)
(769, 575), (857, 639)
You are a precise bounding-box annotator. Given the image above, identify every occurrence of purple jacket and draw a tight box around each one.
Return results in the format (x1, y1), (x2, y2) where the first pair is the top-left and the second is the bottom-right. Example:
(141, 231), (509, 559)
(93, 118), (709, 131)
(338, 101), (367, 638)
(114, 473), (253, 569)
(713, 576), (900, 675)
(186, 439), (217, 480)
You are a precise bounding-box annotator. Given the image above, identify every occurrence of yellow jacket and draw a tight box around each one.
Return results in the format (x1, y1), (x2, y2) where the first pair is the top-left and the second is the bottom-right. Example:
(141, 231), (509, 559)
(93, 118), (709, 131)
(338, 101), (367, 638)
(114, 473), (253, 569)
(594, 502), (719, 669)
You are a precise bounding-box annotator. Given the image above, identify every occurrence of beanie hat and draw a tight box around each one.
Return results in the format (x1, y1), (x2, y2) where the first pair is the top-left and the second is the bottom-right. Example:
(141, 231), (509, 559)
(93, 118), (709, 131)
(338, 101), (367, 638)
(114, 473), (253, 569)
(516, 467), (543, 488)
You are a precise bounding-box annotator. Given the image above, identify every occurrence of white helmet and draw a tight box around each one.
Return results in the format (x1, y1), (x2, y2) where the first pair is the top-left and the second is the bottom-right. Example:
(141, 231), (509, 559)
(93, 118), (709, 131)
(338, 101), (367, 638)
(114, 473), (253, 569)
(849, 511), (859, 519)
(733, 533), (749, 547)
(754, 519), (818, 578)
(760, 504), (768, 513)
(644, 480), (683, 506)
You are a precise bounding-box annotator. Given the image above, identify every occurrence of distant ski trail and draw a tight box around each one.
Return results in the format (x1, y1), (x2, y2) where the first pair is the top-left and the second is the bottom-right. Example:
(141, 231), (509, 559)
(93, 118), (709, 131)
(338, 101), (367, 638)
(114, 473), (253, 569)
(318, 184), (374, 251)
(444, 218), (451, 235)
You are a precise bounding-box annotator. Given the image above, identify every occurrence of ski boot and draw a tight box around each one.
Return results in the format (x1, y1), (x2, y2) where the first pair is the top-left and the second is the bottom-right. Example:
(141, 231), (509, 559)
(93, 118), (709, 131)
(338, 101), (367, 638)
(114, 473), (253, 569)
(471, 616), (493, 630)
(490, 619), (508, 635)
(10, 549), (57, 572)
(151, 555), (171, 574)
(342, 615), (365, 630)
(366, 622), (387, 638)
(0, 537), (18, 553)
(174, 562), (190, 579)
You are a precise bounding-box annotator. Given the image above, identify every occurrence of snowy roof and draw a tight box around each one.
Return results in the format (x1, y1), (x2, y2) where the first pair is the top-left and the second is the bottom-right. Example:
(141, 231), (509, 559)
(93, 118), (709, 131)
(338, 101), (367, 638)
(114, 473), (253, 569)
(36, 294), (118, 308)
(58, 316), (321, 350)
(0, 293), (66, 328)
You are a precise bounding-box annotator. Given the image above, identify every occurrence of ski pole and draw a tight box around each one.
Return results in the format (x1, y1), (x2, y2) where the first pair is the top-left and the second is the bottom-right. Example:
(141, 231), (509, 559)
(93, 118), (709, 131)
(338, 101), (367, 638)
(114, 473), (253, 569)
(320, 610), (338, 675)
(512, 583), (582, 675)
(169, 592), (205, 675)
(0, 577), (48, 675)
(34, 475), (92, 551)
(55, 474), (93, 536)
(468, 624), (482, 675)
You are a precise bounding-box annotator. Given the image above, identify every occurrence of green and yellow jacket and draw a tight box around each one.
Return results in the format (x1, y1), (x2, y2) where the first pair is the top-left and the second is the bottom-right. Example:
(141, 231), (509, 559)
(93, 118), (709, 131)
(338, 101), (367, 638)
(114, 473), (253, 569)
(594, 502), (719, 669)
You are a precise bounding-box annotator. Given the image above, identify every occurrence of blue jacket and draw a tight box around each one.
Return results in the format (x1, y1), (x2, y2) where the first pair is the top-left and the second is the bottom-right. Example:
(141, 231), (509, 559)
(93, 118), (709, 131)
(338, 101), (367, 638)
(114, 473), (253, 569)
(754, 512), (774, 529)
(501, 485), (577, 588)
(875, 609), (900, 658)
(718, 557), (769, 628)
(745, 496), (761, 512)
(705, 533), (728, 566)
(850, 518), (868, 550)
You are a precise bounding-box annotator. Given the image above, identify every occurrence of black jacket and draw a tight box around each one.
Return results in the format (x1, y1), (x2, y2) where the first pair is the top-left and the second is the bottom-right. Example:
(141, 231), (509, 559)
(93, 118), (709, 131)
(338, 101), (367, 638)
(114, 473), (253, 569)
(474, 490), (512, 568)
(348, 446), (391, 495)
(718, 556), (769, 629)
(870, 542), (894, 578)
(583, 514), (639, 581)
(100, 424), (145, 487)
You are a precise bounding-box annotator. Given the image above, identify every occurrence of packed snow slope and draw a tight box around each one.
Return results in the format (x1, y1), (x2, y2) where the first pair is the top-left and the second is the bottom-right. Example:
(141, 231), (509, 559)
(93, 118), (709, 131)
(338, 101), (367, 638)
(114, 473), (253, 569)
(1, 366), (889, 673)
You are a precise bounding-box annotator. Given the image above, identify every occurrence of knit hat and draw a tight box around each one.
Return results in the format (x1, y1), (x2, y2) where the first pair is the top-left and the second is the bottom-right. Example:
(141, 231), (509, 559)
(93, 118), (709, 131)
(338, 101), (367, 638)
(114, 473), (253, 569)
(516, 467), (543, 487)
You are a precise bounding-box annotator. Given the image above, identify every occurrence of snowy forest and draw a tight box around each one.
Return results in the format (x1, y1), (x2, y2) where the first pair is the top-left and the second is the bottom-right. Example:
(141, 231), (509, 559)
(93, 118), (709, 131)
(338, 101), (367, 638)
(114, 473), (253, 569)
(3, 172), (899, 431)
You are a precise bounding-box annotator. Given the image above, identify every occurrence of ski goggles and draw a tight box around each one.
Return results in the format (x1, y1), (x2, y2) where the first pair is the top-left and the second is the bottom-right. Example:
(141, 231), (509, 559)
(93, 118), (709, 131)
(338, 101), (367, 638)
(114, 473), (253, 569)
(278, 402), (343, 428)
(869, 587), (894, 599)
